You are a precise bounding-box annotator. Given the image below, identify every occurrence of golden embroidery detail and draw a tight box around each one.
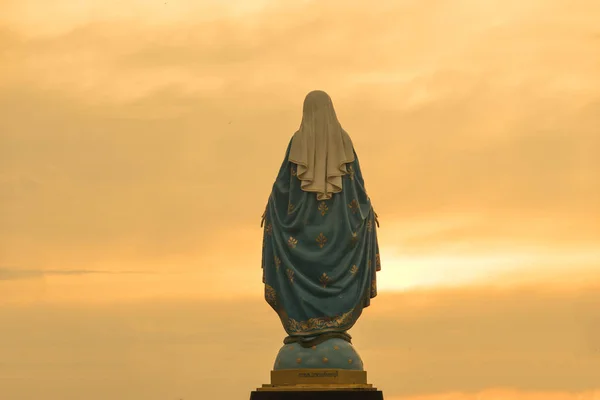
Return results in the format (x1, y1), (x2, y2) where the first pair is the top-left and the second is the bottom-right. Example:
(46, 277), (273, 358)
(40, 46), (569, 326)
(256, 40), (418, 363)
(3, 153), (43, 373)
(319, 273), (330, 288)
(322, 357), (329, 363)
(318, 201), (329, 216)
(347, 165), (355, 180)
(333, 345), (340, 350)
(286, 268), (295, 283)
(274, 255), (282, 270)
(367, 259), (372, 269)
(288, 236), (298, 248)
(265, 284), (277, 307)
(265, 223), (273, 236)
(350, 232), (358, 248)
(288, 202), (295, 214)
(350, 265), (359, 275)
(348, 359), (353, 364)
(348, 199), (359, 214)
(376, 253), (381, 271)
(291, 165), (297, 176)
(296, 358), (302, 364)
(366, 219), (373, 232)
(287, 309), (354, 333)
(371, 279), (377, 297)
(316, 233), (327, 248)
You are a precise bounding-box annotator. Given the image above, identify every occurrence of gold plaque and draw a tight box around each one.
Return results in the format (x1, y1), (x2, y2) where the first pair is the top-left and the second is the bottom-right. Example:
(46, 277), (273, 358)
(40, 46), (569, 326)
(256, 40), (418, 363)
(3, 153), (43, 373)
(254, 369), (377, 392)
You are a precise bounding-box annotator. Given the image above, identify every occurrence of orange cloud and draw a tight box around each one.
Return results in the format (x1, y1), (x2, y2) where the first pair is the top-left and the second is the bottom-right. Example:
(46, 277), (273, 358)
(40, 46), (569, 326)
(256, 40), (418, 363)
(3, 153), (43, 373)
(1, 0), (598, 297)
(386, 389), (600, 400)
(1, 285), (599, 400)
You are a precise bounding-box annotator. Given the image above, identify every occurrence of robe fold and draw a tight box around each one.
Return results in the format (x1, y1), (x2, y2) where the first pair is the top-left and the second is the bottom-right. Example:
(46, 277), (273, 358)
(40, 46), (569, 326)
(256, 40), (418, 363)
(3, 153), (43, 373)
(261, 139), (381, 338)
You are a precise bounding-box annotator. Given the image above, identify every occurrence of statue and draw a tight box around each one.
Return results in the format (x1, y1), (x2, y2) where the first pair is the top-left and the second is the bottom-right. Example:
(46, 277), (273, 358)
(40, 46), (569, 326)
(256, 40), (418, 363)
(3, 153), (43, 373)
(252, 90), (383, 398)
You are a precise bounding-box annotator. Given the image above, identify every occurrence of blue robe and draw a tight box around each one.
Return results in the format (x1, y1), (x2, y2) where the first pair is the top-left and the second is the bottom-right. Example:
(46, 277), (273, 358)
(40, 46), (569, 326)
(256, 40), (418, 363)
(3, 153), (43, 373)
(261, 139), (381, 338)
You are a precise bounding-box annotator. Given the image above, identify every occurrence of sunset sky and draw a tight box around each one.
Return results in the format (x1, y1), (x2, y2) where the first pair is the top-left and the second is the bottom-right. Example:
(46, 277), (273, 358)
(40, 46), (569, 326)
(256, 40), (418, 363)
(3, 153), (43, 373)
(1, 0), (599, 399)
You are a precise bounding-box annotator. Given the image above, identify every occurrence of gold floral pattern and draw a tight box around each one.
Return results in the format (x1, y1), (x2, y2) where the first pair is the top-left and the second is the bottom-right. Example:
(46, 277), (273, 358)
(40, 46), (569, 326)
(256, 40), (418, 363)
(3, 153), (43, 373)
(348, 199), (359, 214)
(291, 165), (297, 176)
(288, 202), (295, 214)
(333, 345), (340, 350)
(274, 255), (281, 270)
(322, 357), (329, 363)
(350, 265), (359, 275)
(265, 223), (273, 236)
(319, 273), (330, 288)
(370, 279), (377, 297)
(376, 253), (381, 271)
(287, 309), (354, 333)
(296, 358), (302, 364)
(265, 284), (277, 307)
(347, 165), (355, 180)
(350, 232), (358, 248)
(318, 201), (329, 216)
(286, 268), (295, 283)
(288, 236), (298, 248)
(348, 358), (353, 364)
(366, 219), (373, 232)
(367, 259), (372, 269)
(316, 233), (327, 248)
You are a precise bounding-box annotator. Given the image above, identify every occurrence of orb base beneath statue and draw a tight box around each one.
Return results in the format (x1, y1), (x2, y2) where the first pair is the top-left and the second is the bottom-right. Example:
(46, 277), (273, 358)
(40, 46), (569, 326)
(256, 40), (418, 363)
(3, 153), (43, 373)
(251, 337), (383, 398)
(274, 338), (364, 370)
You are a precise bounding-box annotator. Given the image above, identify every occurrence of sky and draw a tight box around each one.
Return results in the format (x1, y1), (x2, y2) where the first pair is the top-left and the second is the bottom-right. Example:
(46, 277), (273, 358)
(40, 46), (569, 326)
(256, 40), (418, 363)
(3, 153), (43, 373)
(0, 0), (599, 399)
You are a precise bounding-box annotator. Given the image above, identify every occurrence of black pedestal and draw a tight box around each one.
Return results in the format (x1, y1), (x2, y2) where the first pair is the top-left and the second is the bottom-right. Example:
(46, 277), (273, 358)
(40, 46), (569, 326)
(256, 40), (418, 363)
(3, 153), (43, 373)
(250, 390), (384, 400)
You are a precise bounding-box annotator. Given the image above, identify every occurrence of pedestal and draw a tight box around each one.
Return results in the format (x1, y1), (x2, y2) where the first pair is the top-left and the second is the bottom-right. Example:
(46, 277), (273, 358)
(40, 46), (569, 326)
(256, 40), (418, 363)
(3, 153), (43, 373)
(249, 369), (383, 399)
(249, 390), (384, 399)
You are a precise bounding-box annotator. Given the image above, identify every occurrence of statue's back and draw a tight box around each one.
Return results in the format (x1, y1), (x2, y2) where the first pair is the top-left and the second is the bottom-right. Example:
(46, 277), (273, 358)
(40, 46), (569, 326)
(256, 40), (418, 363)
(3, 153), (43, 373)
(261, 91), (381, 342)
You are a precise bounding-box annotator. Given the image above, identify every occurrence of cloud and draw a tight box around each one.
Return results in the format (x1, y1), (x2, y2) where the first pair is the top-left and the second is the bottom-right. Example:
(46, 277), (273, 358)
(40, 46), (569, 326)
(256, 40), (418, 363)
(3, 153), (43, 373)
(386, 389), (600, 400)
(0, 284), (599, 399)
(0, 268), (148, 280)
(354, 286), (600, 397)
(0, 0), (598, 277)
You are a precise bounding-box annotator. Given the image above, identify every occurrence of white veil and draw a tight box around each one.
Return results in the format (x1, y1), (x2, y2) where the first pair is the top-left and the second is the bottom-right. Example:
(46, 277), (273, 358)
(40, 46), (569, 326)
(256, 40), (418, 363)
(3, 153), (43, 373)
(288, 90), (355, 200)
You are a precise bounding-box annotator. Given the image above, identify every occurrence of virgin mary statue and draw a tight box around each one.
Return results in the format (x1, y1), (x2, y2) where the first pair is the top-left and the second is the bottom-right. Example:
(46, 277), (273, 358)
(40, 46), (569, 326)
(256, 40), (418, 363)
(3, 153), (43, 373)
(260, 90), (381, 371)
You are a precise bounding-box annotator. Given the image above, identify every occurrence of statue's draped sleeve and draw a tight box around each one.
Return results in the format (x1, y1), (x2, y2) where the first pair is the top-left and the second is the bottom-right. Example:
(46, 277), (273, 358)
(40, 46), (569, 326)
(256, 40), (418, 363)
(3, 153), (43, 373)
(261, 138), (381, 337)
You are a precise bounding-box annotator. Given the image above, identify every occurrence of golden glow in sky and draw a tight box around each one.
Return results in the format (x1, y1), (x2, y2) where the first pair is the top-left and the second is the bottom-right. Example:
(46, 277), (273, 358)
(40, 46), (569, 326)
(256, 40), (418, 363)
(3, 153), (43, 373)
(1, 0), (599, 301)
(0, 1), (599, 399)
